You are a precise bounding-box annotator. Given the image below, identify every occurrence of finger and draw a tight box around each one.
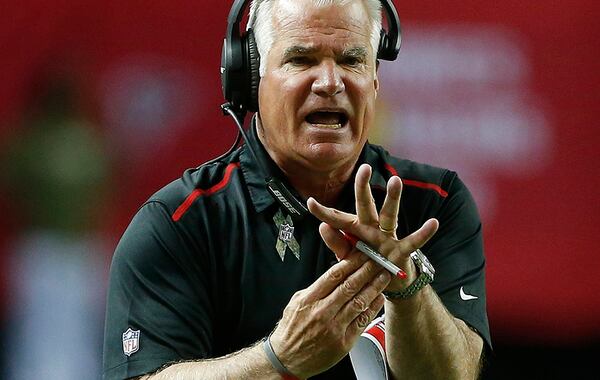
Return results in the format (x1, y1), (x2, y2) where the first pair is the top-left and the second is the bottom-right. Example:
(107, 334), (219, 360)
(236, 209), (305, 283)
(319, 258), (384, 318)
(311, 202), (388, 254)
(346, 294), (385, 339)
(308, 197), (357, 230)
(319, 222), (352, 261)
(355, 164), (378, 225)
(378, 176), (402, 236)
(336, 270), (390, 326)
(303, 252), (366, 302)
(394, 218), (439, 255)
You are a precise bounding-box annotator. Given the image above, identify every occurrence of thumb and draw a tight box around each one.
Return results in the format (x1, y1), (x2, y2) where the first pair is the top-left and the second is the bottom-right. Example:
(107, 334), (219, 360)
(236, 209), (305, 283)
(318, 222), (352, 260)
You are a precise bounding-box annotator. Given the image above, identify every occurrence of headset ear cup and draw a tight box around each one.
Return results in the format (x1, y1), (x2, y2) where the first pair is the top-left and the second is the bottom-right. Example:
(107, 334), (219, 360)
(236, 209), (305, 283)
(246, 29), (261, 112)
(378, 29), (388, 59)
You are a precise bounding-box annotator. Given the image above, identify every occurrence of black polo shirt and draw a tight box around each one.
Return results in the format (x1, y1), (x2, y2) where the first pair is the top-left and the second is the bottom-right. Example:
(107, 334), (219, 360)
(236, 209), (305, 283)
(103, 123), (491, 380)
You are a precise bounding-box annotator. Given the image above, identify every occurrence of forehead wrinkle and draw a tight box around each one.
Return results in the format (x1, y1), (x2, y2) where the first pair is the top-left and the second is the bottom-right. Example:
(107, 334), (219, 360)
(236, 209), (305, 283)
(271, 1), (372, 45)
(275, 26), (371, 58)
(277, 19), (369, 40)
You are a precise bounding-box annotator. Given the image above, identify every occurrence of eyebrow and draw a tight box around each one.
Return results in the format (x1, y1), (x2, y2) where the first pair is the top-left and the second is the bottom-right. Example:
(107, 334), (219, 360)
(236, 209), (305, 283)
(282, 45), (318, 59)
(282, 45), (369, 60)
(342, 46), (368, 60)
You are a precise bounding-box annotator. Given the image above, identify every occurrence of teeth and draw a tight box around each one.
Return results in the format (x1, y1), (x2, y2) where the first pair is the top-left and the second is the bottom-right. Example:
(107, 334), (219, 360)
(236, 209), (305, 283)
(312, 123), (343, 129)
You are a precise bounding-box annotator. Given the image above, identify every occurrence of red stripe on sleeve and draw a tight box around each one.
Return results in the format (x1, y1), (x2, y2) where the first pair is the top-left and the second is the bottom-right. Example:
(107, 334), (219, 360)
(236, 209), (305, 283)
(384, 163), (448, 198)
(172, 162), (240, 222)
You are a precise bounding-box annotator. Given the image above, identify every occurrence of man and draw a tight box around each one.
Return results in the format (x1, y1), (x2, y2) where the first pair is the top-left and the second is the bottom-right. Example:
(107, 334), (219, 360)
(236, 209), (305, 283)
(103, 0), (491, 379)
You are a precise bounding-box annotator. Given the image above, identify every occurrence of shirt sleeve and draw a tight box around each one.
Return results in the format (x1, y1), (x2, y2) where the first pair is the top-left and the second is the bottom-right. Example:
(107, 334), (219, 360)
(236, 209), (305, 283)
(426, 173), (492, 350)
(102, 201), (215, 380)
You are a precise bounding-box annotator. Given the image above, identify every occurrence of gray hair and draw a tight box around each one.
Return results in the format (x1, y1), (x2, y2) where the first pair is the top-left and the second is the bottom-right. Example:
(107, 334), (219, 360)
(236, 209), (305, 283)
(248, 0), (383, 76)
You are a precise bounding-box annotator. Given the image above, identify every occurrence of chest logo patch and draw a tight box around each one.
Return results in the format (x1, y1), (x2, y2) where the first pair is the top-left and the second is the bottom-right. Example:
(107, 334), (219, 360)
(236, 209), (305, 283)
(122, 328), (140, 356)
(274, 209), (300, 261)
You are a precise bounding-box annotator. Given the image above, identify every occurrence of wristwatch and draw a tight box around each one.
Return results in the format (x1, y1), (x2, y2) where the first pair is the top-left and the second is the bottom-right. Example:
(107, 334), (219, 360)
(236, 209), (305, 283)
(383, 249), (435, 299)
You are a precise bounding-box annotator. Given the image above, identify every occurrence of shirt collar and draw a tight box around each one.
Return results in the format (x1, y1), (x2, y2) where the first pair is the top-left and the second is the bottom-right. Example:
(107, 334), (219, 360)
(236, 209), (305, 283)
(239, 116), (389, 215)
(239, 116), (296, 214)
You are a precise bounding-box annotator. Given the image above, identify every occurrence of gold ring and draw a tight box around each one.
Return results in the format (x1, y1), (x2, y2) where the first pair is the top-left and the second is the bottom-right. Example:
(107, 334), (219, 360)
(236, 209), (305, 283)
(378, 224), (396, 233)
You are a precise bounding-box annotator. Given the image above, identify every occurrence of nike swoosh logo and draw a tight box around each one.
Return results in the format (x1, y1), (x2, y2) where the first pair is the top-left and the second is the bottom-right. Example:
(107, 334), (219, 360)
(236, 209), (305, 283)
(460, 286), (478, 301)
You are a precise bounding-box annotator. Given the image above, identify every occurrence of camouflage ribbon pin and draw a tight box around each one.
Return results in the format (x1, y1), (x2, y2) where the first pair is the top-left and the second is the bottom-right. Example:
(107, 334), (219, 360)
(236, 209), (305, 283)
(273, 209), (300, 261)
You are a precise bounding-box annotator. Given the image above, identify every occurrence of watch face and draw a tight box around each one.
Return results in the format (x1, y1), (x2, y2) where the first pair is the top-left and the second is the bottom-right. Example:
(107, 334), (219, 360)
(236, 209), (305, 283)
(414, 249), (435, 278)
(423, 255), (435, 276)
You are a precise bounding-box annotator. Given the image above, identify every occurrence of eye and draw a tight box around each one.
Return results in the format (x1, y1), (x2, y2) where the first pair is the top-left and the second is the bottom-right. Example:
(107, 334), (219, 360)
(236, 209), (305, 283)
(287, 56), (313, 66)
(339, 56), (363, 67)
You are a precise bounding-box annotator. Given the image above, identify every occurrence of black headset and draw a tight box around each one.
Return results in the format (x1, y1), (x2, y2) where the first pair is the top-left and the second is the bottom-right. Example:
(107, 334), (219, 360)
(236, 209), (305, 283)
(221, 0), (402, 115)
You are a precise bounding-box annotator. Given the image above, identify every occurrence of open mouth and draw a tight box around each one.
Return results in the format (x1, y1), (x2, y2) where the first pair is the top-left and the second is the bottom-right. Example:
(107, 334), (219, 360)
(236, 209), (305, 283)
(305, 111), (349, 130)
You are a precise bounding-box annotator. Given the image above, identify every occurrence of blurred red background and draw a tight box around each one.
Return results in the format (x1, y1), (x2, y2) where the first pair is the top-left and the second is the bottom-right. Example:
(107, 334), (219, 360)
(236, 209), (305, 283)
(1, 1), (598, 378)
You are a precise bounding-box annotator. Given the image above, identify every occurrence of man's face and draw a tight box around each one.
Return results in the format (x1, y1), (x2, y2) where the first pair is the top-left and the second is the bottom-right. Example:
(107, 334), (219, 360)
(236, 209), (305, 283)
(258, 0), (379, 173)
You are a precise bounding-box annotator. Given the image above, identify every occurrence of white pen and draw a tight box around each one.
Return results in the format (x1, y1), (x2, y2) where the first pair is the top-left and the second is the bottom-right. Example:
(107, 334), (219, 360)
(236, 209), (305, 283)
(342, 232), (407, 279)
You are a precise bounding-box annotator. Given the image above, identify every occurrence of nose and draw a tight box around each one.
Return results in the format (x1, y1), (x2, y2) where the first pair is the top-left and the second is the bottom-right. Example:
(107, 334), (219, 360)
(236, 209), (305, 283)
(311, 60), (345, 97)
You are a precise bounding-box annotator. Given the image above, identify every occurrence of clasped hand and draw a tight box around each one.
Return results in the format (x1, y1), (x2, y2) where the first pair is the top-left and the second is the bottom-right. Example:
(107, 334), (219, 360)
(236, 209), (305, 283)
(269, 164), (438, 379)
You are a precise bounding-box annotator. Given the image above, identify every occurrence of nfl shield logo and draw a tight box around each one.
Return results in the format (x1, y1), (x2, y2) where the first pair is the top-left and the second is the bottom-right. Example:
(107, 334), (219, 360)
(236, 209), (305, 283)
(122, 328), (140, 356)
(279, 223), (294, 242)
